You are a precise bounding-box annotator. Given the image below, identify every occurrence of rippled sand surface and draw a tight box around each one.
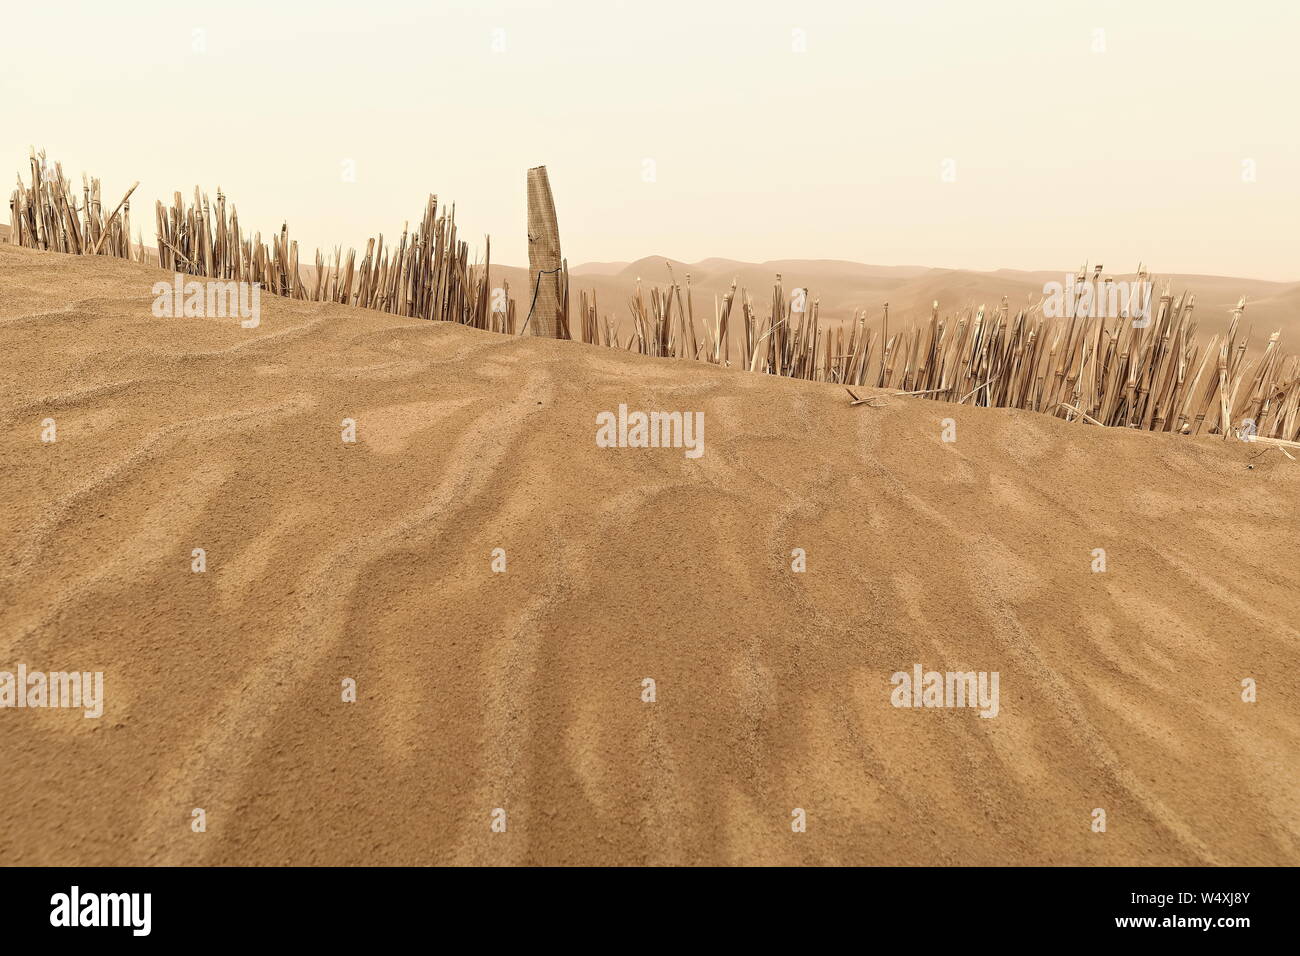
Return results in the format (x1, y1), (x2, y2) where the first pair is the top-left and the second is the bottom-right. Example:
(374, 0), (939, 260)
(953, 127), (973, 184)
(1, 243), (1296, 865)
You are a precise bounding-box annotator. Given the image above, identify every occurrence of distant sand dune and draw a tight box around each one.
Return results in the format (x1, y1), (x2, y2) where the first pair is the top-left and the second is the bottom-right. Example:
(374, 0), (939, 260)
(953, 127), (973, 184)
(0, 243), (1296, 865)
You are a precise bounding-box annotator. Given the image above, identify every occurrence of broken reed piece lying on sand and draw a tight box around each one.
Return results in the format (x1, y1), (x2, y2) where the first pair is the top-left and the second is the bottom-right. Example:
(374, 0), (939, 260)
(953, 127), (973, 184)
(7, 150), (1298, 442)
(845, 388), (889, 408)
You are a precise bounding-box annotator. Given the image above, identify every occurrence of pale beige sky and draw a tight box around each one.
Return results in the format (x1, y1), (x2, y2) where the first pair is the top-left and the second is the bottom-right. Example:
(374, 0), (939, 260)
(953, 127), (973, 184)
(5, 0), (1298, 279)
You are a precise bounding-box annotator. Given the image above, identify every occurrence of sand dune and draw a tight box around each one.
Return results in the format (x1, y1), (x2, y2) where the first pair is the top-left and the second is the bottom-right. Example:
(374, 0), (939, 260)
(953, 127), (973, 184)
(1, 243), (1297, 866)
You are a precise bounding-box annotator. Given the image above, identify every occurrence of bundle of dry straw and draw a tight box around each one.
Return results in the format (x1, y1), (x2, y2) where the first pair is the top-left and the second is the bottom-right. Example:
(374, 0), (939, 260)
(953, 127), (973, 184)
(8, 149), (141, 260)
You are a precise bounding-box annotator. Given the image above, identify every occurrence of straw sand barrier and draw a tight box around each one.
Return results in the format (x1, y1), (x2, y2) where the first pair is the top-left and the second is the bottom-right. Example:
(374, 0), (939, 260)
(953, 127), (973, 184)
(10, 150), (1298, 443)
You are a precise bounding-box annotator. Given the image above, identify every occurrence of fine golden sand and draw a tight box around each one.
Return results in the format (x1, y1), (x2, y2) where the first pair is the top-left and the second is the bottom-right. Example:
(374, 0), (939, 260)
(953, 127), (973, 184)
(1, 243), (1297, 865)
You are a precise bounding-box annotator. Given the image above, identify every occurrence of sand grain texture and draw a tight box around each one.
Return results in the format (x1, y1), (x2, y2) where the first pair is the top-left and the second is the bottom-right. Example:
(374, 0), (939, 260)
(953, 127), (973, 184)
(1, 244), (1297, 866)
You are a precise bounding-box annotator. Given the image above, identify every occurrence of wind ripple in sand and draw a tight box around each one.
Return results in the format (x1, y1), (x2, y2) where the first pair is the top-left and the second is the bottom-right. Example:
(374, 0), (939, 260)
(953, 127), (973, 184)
(1, 243), (1297, 866)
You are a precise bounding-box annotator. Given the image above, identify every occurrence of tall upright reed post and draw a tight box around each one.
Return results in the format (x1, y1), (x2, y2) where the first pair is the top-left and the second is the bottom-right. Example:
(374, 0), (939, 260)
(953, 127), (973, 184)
(525, 165), (563, 338)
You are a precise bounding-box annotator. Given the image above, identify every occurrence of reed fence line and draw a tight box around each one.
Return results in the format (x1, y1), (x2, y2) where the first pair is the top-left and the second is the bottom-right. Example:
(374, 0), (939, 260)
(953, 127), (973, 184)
(8, 149), (142, 260)
(7, 150), (1297, 441)
(152, 187), (510, 331)
(600, 265), (1298, 441)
